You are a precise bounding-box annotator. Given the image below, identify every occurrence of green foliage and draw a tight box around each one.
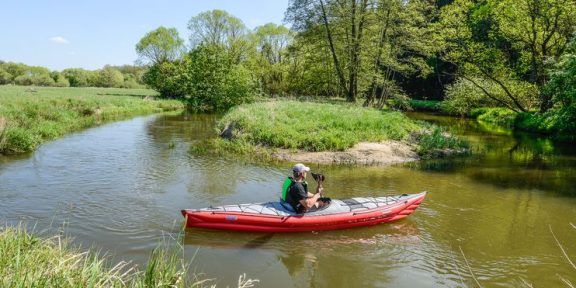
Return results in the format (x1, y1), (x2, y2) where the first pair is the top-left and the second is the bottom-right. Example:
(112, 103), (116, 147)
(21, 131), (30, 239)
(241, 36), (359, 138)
(285, 0), (439, 103)
(409, 100), (441, 111)
(473, 107), (517, 127)
(1, 62), (145, 89)
(441, 77), (539, 115)
(415, 126), (469, 158)
(246, 23), (293, 96)
(188, 10), (249, 64)
(438, 0), (576, 113)
(62, 68), (90, 87)
(216, 100), (422, 152)
(0, 86), (184, 154)
(185, 44), (254, 112)
(142, 61), (187, 99)
(97, 67), (124, 88)
(135, 26), (185, 65)
(0, 226), (212, 287)
(518, 37), (576, 137)
(0, 67), (12, 85)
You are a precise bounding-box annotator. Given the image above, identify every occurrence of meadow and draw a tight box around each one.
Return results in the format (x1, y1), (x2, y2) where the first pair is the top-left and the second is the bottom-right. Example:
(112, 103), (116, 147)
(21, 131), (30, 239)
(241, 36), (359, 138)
(0, 86), (184, 154)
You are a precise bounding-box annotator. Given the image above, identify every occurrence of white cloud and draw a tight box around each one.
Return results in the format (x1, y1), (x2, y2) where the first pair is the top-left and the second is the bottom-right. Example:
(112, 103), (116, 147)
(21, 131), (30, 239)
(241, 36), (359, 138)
(50, 36), (70, 44)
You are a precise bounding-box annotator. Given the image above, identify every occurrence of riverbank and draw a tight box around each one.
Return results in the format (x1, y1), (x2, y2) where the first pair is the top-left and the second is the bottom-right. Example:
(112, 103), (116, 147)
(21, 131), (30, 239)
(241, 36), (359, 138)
(0, 226), (259, 287)
(192, 100), (468, 164)
(0, 226), (190, 287)
(0, 86), (184, 154)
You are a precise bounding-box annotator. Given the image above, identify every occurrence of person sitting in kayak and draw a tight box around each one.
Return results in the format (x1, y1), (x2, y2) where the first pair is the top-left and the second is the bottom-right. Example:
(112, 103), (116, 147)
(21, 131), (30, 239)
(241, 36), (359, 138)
(282, 163), (329, 213)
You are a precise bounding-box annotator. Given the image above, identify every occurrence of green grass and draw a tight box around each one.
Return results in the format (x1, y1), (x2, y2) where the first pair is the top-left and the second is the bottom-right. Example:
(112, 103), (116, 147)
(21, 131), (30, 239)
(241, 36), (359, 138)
(0, 86), (184, 154)
(0, 226), (191, 287)
(193, 100), (468, 158)
(218, 100), (421, 152)
(470, 107), (517, 127)
(0, 226), (259, 287)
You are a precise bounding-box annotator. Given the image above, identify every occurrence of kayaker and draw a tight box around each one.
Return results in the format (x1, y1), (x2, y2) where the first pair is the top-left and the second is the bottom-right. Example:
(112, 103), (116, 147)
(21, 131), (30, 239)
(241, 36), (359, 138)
(283, 163), (329, 213)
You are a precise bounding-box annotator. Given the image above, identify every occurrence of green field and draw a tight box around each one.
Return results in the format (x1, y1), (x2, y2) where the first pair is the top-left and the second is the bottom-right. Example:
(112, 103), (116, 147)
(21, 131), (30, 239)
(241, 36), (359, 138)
(0, 86), (184, 154)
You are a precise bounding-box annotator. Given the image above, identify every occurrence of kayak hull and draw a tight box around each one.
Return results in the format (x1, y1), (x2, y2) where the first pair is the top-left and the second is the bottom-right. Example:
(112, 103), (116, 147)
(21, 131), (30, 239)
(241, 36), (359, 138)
(181, 192), (426, 233)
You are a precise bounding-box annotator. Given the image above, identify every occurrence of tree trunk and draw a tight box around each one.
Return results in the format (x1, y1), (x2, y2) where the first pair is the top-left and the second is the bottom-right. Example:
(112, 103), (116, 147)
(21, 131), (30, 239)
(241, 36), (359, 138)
(365, 3), (391, 107)
(319, 0), (348, 97)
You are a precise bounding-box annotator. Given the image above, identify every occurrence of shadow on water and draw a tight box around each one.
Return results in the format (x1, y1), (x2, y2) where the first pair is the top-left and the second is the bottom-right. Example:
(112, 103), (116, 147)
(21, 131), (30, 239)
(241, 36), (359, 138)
(406, 112), (576, 196)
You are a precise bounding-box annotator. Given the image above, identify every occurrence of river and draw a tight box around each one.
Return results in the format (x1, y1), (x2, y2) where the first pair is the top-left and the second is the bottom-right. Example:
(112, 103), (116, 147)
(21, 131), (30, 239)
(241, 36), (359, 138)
(0, 112), (575, 287)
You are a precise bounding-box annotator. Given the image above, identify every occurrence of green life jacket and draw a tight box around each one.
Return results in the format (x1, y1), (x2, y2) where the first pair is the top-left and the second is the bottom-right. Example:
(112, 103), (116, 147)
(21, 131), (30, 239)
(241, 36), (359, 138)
(281, 177), (293, 202)
(281, 177), (307, 202)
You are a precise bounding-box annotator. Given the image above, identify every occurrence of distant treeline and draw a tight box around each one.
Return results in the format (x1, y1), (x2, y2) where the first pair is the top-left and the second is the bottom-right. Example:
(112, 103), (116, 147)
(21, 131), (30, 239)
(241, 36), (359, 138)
(0, 61), (146, 89)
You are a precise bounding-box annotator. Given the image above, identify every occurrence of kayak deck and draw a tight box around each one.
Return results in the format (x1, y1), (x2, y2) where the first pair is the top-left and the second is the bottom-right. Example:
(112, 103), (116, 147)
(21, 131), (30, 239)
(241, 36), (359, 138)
(182, 192), (426, 232)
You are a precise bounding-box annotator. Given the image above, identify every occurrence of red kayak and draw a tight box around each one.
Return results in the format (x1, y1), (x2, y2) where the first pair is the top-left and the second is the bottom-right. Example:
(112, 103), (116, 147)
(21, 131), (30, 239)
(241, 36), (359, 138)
(181, 192), (427, 233)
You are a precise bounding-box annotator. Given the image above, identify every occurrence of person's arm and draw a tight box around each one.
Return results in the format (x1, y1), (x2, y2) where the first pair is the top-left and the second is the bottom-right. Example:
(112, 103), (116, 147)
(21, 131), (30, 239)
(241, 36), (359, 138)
(299, 192), (322, 209)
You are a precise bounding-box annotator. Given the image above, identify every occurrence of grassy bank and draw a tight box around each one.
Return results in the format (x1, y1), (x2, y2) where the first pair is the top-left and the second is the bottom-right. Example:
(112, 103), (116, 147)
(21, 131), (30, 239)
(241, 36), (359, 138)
(0, 226), (259, 287)
(194, 100), (468, 159)
(0, 226), (193, 287)
(0, 86), (184, 154)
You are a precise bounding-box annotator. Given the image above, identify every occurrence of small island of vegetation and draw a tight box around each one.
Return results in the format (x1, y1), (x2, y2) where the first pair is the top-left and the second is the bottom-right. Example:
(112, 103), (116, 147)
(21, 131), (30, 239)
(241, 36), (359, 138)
(193, 100), (468, 165)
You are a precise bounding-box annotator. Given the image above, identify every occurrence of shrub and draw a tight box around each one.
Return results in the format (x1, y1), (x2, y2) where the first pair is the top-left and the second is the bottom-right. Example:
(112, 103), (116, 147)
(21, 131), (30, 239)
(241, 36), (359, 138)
(185, 44), (254, 112)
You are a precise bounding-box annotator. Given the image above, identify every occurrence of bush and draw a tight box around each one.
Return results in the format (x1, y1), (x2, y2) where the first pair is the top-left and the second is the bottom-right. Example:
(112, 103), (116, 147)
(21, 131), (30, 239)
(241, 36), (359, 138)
(2, 127), (40, 153)
(473, 107), (517, 127)
(185, 44), (254, 112)
(415, 126), (469, 158)
(142, 61), (187, 99)
(441, 76), (539, 115)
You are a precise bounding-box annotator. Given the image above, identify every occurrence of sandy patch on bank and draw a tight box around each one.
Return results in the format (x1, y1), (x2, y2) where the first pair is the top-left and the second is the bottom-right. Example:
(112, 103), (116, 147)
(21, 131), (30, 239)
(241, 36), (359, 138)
(271, 140), (419, 165)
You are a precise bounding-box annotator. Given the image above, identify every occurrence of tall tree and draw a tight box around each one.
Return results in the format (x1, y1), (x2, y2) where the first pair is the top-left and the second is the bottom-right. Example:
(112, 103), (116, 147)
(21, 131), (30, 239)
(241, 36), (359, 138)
(187, 10), (249, 63)
(493, 0), (576, 111)
(287, 0), (370, 102)
(248, 23), (294, 95)
(135, 27), (185, 65)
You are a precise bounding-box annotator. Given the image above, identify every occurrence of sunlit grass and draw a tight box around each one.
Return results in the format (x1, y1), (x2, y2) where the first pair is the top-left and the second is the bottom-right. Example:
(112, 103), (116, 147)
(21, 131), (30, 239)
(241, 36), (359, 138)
(0, 225), (258, 287)
(0, 86), (184, 154)
(193, 100), (468, 159)
(217, 100), (421, 152)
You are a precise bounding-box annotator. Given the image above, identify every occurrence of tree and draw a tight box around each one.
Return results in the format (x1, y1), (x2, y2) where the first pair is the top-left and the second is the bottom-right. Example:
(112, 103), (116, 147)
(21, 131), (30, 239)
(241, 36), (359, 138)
(97, 67), (124, 88)
(13, 66), (54, 86)
(188, 10), (250, 63)
(286, 0), (437, 103)
(438, 0), (576, 113)
(62, 68), (89, 87)
(540, 36), (576, 134)
(0, 67), (12, 85)
(184, 44), (253, 112)
(493, 0), (576, 112)
(136, 26), (185, 65)
(247, 23), (294, 95)
(142, 60), (187, 99)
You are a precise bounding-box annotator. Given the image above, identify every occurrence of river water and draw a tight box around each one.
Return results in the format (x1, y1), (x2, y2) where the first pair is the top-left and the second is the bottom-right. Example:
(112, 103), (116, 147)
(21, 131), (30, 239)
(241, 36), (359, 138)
(0, 112), (575, 287)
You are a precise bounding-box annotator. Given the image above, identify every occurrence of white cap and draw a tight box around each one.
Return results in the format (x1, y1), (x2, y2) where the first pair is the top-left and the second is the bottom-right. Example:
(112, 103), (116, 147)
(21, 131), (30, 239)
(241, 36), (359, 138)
(292, 163), (310, 173)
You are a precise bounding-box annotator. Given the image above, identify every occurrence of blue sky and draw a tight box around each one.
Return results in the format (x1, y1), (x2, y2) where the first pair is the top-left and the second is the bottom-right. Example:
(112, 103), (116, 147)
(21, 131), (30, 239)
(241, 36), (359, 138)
(0, 0), (289, 71)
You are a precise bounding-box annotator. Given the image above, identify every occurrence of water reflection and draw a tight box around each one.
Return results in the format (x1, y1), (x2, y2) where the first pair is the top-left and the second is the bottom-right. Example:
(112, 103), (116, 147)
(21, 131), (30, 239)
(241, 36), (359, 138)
(406, 113), (576, 196)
